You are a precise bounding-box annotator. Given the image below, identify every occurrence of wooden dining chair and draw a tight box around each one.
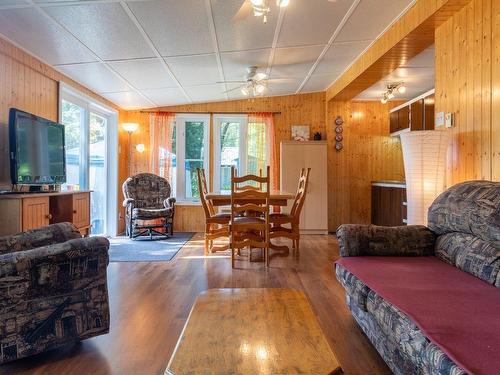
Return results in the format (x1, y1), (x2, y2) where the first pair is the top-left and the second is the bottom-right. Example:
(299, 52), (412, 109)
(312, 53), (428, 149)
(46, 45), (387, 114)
(230, 166), (270, 268)
(269, 168), (310, 254)
(197, 168), (230, 256)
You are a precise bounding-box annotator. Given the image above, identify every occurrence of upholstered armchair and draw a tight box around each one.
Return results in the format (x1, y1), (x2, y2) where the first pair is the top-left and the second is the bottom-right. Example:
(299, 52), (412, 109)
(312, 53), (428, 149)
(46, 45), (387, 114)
(0, 222), (110, 364)
(122, 173), (176, 239)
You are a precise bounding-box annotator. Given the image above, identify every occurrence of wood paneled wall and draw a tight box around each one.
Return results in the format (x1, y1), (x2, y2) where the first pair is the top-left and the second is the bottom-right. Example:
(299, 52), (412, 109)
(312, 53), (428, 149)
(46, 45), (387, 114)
(326, 101), (405, 230)
(435, 0), (500, 184)
(0, 36), (129, 233)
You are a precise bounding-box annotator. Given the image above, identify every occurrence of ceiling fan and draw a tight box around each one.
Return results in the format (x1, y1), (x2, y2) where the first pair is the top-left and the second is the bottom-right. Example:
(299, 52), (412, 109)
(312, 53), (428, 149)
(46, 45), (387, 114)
(219, 66), (269, 97)
(233, 0), (338, 24)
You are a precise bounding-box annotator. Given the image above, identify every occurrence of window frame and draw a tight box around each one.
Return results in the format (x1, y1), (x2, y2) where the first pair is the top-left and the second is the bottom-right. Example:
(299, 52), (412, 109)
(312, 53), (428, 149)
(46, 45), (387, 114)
(174, 114), (210, 203)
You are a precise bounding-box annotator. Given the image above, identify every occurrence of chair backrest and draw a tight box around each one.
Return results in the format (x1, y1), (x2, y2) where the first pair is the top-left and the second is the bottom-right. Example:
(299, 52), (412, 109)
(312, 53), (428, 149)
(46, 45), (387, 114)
(230, 166), (270, 222)
(122, 173), (171, 208)
(234, 169), (263, 192)
(197, 168), (216, 218)
(290, 168), (311, 218)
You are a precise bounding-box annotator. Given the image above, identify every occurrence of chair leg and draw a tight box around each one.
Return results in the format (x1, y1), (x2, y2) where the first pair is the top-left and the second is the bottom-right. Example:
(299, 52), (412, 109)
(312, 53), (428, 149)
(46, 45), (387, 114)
(204, 224), (210, 256)
(295, 237), (300, 256)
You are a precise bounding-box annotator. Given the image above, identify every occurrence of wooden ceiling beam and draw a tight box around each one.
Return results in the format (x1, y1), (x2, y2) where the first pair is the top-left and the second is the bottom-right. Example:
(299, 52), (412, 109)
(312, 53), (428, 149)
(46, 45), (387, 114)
(326, 0), (470, 102)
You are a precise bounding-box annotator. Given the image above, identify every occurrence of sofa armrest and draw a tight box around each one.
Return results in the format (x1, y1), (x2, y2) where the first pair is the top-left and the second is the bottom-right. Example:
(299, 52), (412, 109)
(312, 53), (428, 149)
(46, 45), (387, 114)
(122, 198), (135, 208)
(0, 236), (109, 301)
(164, 197), (176, 209)
(336, 224), (435, 257)
(0, 222), (82, 254)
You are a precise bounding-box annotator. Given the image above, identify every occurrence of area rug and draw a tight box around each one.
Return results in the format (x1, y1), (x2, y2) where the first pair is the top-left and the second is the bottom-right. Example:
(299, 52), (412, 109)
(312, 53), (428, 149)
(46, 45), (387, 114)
(108, 232), (195, 262)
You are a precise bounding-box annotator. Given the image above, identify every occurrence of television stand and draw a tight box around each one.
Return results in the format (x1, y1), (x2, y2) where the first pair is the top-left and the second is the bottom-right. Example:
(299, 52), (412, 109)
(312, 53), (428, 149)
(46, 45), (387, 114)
(0, 190), (92, 237)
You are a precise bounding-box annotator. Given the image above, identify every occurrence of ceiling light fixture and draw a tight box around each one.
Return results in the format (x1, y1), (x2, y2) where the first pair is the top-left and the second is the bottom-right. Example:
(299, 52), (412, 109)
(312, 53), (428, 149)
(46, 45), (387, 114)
(380, 82), (406, 104)
(277, 0), (290, 6)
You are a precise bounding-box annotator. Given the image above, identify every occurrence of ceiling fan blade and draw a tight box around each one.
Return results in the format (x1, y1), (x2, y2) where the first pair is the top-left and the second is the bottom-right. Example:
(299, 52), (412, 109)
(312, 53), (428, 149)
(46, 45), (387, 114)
(232, 0), (253, 23)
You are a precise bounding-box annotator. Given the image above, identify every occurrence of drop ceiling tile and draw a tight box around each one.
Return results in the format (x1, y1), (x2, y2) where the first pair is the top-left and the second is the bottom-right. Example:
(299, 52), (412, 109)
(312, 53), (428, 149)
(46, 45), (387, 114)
(314, 40), (371, 75)
(220, 49), (271, 81)
(277, 0), (354, 48)
(212, 0), (278, 52)
(127, 0), (214, 56)
(57, 63), (131, 93)
(184, 84), (226, 103)
(270, 45), (324, 79)
(141, 87), (188, 106)
(0, 7), (97, 65)
(165, 54), (221, 87)
(336, 0), (414, 42)
(44, 3), (154, 60)
(301, 74), (339, 93)
(267, 78), (302, 96)
(109, 59), (177, 90)
(101, 91), (153, 110)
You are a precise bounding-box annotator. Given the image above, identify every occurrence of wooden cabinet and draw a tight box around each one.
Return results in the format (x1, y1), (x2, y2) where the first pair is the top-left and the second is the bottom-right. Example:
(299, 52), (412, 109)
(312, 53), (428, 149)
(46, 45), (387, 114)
(424, 94), (435, 130)
(371, 182), (407, 226)
(0, 191), (91, 236)
(398, 106), (410, 131)
(280, 141), (328, 234)
(389, 90), (435, 134)
(410, 99), (424, 131)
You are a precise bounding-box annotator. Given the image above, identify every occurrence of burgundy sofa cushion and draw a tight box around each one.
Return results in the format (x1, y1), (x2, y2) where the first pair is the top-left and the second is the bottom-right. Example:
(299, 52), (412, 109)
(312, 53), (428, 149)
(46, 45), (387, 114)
(336, 256), (500, 375)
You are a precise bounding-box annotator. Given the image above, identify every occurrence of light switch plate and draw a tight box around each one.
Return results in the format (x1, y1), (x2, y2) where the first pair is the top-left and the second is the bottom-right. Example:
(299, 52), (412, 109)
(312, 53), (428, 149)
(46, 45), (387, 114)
(435, 111), (445, 127)
(445, 112), (454, 128)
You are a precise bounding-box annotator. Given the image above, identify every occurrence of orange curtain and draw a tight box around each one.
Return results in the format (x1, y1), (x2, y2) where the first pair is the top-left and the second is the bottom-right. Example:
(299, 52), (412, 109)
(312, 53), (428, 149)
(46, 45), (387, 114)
(149, 112), (175, 179)
(248, 113), (278, 191)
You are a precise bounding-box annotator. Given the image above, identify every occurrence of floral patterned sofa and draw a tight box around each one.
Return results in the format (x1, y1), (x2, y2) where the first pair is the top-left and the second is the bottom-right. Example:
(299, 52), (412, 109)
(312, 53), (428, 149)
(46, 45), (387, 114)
(0, 222), (110, 364)
(335, 181), (499, 375)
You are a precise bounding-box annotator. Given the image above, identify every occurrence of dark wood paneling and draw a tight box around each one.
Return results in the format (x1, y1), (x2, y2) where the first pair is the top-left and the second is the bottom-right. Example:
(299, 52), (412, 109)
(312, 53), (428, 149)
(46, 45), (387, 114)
(398, 106), (410, 131)
(423, 94), (435, 130)
(371, 185), (406, 226)
(410, 99), (424, 131)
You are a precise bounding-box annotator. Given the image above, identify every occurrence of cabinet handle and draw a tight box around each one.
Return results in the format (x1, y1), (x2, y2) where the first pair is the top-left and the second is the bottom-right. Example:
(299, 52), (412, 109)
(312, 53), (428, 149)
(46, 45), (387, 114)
(73, 210), (77, 214)
(46, 214), (52, 220)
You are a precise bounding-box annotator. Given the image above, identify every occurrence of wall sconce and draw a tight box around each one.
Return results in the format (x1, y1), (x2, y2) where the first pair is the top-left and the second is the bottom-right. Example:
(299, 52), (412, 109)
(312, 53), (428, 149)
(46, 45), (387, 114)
(136, 144), (145, 153)
(400, 130), (449, 225)
(122, 123), (139, 174)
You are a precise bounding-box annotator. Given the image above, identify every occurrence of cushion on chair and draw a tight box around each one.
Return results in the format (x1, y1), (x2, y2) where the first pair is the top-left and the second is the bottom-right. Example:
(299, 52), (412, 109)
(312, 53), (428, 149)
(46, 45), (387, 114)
(132, 207), (173, 219)
(269, 212), (293, 223)
(207, 213), (231, 224)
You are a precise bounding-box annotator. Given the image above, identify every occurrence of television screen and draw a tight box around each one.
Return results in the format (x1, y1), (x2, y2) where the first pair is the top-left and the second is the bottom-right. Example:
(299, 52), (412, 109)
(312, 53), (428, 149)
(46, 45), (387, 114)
(9, 108), (66, 185)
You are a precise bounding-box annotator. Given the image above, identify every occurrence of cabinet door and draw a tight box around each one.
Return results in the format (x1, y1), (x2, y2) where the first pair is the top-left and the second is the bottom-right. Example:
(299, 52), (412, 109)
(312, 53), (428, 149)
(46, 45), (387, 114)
(424, 94), (435, 130)
(303, 143), (328, 232)
(22, 197), (50, 231)
(73, 193), (90, 230)
(398, 106), (410, 131)
(280, 143), (304, 214)
(410, 99), (424, 131)
(389, 111), (399, 133)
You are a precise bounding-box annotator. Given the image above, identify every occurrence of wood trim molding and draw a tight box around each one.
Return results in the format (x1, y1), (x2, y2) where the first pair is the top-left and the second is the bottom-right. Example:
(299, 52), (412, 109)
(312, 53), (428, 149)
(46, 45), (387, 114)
(326, 0), (470, 102)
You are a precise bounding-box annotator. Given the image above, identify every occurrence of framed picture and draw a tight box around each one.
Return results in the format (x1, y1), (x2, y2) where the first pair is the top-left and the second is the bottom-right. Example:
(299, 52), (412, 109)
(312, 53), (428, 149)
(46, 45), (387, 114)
(291, 125), (310, 141)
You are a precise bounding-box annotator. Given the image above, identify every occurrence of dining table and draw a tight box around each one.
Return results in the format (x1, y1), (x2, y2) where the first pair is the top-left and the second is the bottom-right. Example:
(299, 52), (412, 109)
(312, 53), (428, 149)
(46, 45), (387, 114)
(205, 190), (295, 255)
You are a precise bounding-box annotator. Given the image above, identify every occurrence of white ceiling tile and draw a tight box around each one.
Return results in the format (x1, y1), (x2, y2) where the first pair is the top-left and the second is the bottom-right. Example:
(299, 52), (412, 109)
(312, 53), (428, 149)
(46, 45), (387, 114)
(267, 78), (302, 96)
(101, 91), (153, 110)
(400, 45), (435, 68)
(314, 40), (371, 75)
(271, 45), (324, 79)
(109, 59), (177, 90)
(212, 0), (278, 52)
(141, 87), (188, 106)
(336, 0), (414, 42)
(57, 63), (131, 93)
(277, 0), (354, 48)
(220, 49), (271, 81)
(44, 3), (154, 60)
(301, 74), (339, 93)
(127, 0), (214, 57)
(0, 7), (97, 65)
(165, 54), (221, 86)
(184, 84), (226, 103)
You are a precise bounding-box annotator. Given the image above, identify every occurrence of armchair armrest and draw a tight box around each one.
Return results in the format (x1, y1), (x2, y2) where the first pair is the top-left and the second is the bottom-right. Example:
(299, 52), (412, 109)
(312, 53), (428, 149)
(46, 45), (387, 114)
(164, 197), (176, 208)
(122, 197), (135, 207)
(336, 224), (435, 257)
(0, 222), (82, 254)
(0, 236), (109, 300)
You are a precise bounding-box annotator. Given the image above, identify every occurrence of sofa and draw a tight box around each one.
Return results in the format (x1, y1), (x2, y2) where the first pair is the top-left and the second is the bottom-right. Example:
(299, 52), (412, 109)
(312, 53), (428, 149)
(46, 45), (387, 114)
(0, 222), (110, 364)
(335, 181), (499, 375)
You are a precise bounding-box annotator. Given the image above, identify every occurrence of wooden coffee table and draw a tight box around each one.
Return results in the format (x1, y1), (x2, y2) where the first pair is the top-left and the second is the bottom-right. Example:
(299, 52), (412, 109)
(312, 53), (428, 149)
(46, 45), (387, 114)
(165, 288), (342, 375)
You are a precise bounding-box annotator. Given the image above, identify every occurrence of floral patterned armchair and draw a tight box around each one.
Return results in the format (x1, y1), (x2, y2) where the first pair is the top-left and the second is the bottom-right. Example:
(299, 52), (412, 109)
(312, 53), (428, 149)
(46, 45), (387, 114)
(0, 222), (110, 364)
(122, 173), (176, 239)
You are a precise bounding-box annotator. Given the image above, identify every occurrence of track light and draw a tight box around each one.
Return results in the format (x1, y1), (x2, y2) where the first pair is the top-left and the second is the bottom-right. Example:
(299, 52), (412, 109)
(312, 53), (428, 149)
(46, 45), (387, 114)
(241, 86), (249, 96)
(398, 84), (406, 94)
(381, 95), (388, 104)
(380, 82), (406, 102)
(251, 0), (264, 5)
(387, 90), (395, 100)
(277, 0), (290, 6)
(255, 84), (266, 94)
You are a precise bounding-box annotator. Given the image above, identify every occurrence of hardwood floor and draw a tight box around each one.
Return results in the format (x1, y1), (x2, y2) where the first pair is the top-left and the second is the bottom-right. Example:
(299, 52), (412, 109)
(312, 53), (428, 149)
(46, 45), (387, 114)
(1, 234), (391, 375)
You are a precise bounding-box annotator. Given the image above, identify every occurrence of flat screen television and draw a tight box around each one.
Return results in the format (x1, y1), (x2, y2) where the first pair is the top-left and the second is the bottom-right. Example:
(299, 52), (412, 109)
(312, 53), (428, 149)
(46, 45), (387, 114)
(9, 108), (66, 185)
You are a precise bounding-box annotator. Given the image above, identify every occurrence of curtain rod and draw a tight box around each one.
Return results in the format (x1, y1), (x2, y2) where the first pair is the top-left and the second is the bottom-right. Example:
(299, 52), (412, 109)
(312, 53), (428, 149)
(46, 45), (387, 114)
(139, 110), (281, 115)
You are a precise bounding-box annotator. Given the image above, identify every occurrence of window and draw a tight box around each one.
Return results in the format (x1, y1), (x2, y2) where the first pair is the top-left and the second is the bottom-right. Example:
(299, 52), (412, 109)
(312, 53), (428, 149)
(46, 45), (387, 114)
(173, 115), (209, 201)
(59, 84), (118, 236)
(213, 115), (268, 193)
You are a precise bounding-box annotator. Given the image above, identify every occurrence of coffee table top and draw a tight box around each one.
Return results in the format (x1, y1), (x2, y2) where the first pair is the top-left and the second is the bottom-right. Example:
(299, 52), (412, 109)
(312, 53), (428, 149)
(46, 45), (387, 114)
(166, 288), (341, 375)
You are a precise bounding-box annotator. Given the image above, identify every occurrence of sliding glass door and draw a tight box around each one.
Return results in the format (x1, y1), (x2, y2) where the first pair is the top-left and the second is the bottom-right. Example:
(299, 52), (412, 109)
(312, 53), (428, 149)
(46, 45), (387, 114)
(60, 85), (117, 236)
